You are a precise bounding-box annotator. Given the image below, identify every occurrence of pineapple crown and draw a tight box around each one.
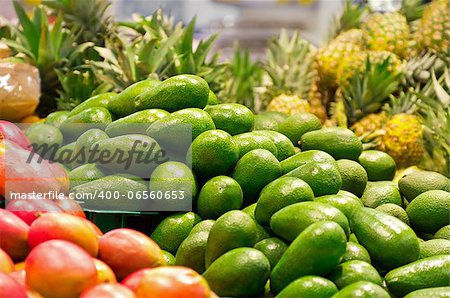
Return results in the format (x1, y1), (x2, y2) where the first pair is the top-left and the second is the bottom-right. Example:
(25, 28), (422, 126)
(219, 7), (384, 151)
(327, 0), (367, 41)
(43, 0), (114, 46)
(342, 58), (402, 124)
(415, 68), (450, 175)
(218, 42), (262, 111)
(264, 29), (315, 99)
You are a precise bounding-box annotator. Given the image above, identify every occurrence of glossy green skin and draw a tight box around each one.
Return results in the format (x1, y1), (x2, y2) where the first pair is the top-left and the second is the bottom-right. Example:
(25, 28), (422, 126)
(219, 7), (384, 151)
(331, 281), (390, 298)
(175, 230), (210, 273)
(280, 150), (336, 174)
(277, 112), (322, 145)
(404, 287), (450, 298)
(342, 242), (371, 263)
(375, 203), (410, 225)
(54, 142), (77, 169)
(45, 111), (70, 128)
(161, 250), (175, 265)
(350, 208), (420, 269)
(26, 124), (64, 157)
(398, 171), (450, 202)
(406, 190), (450, 233)
(108, 80), (160, 117)
(271, 201), (350, 242)
(69, 92), (117, 116)
(285, 160), (342, 197)
(204, 103), (254, 136)
(68, 164), (105, 189)
(337, 159), (368, 197)
(271, 221), (347, 294)
(147, 108), (215, 141)
(190, 130), (239, 178)
(435, 225), (450, 240)
(136, 75), (209, 112)
(205, 211), (259, 268)
(73, 128), (109, 158)
(253, 114), (279, 131)
(327, 260), (382, 289)
(207, 90), (218, 105)
(254, 237), (288, 269)
(314, 194), (364, 219)
(71, 175), (147, 211)
(189, 220), (215, 235)
(259, 111), (287, 124)
(197, 176), (243, 220)
(149, 162), (197, 211)
(232, 149), (282, 204)
(301, 127), (363, 161)
(105, 109), (169, 137)
(358, 150), (396, 181)
(419, 239), (450, 258)
(233, 132), (278, 158)
(91, 134), (161, 178)
(385, 255), (450, 297)
(252, 130), (296, 161)
(361, 181), (403, 208)
(276, 276), (338, 298)
(255, 176), (314, 226)
(151, 212), (201, 255)
(203, 248), (270, 297)
(60, 107), (112, 140)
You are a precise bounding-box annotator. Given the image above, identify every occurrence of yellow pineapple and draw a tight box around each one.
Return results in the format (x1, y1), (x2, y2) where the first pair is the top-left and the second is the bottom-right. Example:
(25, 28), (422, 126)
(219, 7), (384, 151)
(332, 29), (367, 47)
(362, 12), (411, 58)
(315, 41), (362, 88)
(381, 113), (423, 168)
(337, 50), (402, 87)
(266, 95), (311, 115)
(416, 0), (450, 54)
(262, 30), (327, 121)
(351, 112), (387, 142)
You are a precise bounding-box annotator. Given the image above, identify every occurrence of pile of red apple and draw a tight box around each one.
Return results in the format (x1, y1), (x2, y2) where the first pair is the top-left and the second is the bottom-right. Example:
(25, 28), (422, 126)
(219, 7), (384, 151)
(0, 121), (218, 297)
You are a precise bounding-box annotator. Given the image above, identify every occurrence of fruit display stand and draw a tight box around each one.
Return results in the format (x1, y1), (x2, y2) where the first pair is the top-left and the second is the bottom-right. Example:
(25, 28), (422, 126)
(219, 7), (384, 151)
(0, 0), (450, 298)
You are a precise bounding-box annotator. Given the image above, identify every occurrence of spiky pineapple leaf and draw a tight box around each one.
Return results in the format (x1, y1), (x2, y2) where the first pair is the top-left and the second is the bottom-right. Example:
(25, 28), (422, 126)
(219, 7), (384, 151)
(328, 0), (366, 41)
(343, 58), (402, 124)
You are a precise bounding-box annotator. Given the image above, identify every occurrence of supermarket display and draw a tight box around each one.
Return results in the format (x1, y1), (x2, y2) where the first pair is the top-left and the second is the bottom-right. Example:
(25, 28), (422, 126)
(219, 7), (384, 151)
(0, 0), (449, 297)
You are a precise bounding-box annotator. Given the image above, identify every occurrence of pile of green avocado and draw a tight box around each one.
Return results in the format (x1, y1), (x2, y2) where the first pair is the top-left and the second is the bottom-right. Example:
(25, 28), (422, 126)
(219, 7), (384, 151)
(30, 74), (450, 297)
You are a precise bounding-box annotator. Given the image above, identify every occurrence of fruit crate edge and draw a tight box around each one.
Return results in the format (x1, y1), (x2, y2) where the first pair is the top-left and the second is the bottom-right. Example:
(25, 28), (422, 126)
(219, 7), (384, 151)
(84, 209), (164, 235)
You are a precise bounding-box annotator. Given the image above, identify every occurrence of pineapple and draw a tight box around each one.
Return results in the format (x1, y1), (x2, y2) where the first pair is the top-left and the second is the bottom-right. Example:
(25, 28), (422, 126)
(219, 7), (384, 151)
(2, 3), (92, 115)
(362, 12), (411, 58)
(266, 95), (311, 115)
(327, 0), (367, 41)
(380, 90), (424, 169)
(402, 50), (447, 87)
(416, 0), (450, 54)
(342, 59), (402, 144)
(332, 29), (367, 47)
(262, 29), (326, 120)
(337, 50), (402, 87)
(218, 43), (261, 110)
(43, 0), (114, 46)
(315, 40), (362, 89)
